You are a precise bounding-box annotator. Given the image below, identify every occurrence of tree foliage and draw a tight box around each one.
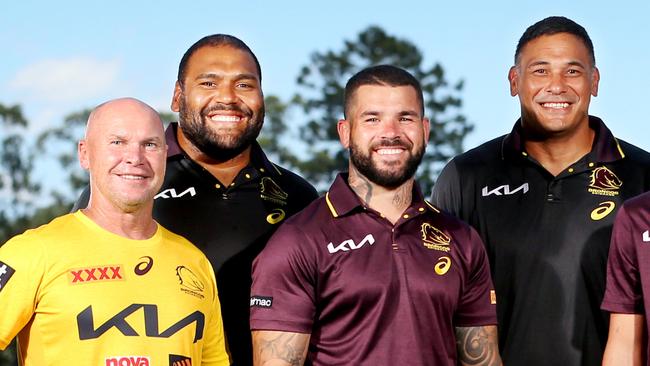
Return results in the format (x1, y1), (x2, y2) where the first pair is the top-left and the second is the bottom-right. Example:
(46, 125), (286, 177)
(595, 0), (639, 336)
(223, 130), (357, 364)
(288, 25), (473, 192)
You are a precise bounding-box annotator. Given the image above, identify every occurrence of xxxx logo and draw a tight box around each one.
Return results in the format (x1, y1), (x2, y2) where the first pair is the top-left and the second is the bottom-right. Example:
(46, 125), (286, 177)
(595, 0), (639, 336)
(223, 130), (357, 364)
(70, 265), (124, 284)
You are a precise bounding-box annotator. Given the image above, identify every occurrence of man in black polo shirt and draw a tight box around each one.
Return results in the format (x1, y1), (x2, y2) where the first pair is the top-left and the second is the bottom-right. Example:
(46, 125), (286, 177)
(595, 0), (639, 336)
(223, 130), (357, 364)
(250, 65), (501, 366)
(75, 35), (318, 366)
(431, 16), (650, 365)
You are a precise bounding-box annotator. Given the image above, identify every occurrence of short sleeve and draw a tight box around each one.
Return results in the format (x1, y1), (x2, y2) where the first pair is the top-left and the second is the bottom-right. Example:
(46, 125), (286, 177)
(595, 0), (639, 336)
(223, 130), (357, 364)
(0, 234), (46, 349)
(454, 226), (497, 326)
(431, 159), (462, 216)
(200, 259), (231, 366)
(250, 223), (317, 334)
(601, 205), (643, 314)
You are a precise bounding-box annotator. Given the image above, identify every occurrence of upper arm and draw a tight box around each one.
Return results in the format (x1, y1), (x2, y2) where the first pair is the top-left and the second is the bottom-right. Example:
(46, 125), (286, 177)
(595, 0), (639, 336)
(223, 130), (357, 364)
(603, 313), (645, 366)
(455, 325), (502, 366)
(252, 330), (310, 366)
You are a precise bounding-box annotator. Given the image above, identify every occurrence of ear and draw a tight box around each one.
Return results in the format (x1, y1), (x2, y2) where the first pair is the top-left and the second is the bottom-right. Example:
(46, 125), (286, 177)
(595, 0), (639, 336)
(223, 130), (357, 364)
(78, 140), (90, 170)
(508, 66), (519, 97)
(337, 119), (351, 148)
(171, 81), (182, 112)
(422, 117), (431, 144)
(591, 67), (600, 97)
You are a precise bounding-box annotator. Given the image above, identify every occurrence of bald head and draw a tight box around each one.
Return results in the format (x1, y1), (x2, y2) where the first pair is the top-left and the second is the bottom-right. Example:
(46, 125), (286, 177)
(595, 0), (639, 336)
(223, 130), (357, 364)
(79, 97), (167, 215)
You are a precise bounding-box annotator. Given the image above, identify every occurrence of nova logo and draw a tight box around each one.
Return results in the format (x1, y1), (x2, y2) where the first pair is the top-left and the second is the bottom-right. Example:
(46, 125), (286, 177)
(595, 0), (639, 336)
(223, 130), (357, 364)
(77, 304), (205, 343)
(155, 187), (196, 199)
(481, 183), (529, 197)
(105, 356), (150, 366)
(327, 234), (375, 254)
(69, 265), (124, 284)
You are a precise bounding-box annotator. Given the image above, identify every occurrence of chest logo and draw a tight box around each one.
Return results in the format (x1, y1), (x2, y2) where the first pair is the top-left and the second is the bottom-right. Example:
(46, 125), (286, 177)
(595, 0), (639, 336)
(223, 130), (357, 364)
(643, 230), (650, 243)
(105, 356), (150, 366)
(134, 256), (153, 276)
(69, 265), (124, 284)
(155, 187), (196, 199)
(327, 234), (375, 254)
(261, 177), (288, 205)
(481, 183), (529, 197)
(434, 256), (451, 275)
(176, 266), (205, 299)
(421, 223), (451, 253)
(590, 201), (616, 221)
(588, 167), (622, 197)
(266, 208), (286, 225)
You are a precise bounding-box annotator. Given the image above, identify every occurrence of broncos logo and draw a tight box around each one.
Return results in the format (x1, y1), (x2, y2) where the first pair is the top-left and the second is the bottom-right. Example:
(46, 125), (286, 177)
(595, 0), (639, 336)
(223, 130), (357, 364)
(260, 177), (288, 205)
(589, 167), (622, 191)
(176, 266), (205, 292)
(421, 223), (451, 246)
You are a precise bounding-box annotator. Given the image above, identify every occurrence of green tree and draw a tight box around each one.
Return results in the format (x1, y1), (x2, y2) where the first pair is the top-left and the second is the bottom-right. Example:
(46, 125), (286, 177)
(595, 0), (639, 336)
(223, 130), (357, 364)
(290, 25), (473, 192)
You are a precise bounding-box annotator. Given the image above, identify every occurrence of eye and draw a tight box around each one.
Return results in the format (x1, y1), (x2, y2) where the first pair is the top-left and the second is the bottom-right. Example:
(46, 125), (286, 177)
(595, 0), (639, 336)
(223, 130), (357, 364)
(364, 117), (379, 123)
(567, 68), (582, 76)
(110, 140), (123, 145)
(532, 68), (547, 75)
(399, 117), (415, 123)
(200, 81), (217, 87)
(236, 82), (253, 89)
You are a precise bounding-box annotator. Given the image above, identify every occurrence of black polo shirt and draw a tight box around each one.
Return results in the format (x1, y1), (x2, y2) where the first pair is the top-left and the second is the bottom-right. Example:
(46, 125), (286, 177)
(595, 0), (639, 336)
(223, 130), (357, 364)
(251, 174), (496, 365)
(75, 123), (318, 366)
(431, 116), (650, 365)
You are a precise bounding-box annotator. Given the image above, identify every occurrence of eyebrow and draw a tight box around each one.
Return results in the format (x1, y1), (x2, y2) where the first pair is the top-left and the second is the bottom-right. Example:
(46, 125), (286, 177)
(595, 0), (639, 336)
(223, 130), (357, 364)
(195, 72), (259, 80)
(527, 60), (587, 69)
(359, 110), (420, 117)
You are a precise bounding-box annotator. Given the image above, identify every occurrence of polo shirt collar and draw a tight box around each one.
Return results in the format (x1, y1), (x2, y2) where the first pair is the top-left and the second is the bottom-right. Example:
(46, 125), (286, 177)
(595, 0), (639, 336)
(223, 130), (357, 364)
(164, 122), (282, 177)
(501, 115), (625, 163)
(325, 173), (435, 218)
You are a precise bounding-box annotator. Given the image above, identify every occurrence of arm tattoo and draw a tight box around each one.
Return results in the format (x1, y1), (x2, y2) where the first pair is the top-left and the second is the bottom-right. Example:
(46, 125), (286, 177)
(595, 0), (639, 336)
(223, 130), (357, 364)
(254, 332), (308, 366)
(455, 326), (502, 366)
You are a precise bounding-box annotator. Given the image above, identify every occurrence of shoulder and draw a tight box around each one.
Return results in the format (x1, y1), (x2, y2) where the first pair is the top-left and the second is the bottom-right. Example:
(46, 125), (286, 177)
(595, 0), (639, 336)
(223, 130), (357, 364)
(621, 191), (650, 214)
(618, 139), (650, 165)
(2, 213), (78, 250)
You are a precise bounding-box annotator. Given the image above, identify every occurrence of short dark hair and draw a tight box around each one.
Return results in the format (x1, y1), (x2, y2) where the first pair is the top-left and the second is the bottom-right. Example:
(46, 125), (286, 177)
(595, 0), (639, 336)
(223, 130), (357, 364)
(177, 34), (262, 85)
(344, 65), (424, 119)
(515, 16), (595, 66)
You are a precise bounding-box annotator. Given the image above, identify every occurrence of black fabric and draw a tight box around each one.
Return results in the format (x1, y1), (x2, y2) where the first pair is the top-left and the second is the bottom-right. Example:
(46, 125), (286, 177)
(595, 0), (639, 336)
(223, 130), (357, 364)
(74, 123), (318, 365)
(431, 116), (650, 366)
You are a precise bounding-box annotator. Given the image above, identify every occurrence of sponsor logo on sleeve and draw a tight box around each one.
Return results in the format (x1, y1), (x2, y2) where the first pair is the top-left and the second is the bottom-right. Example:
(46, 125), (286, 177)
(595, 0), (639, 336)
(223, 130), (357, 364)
(250, 295), (273, 308)
(134, 256), (154, 276)
(0, 261), (16, 292)
(421, 223), (451, 252)
(260, 177), (288, 206)
(69, 265), (124, 284)
(588, 167), (622, 196)
(105, 356), (150, 366)
(169, 354), (192, 366)
(490, 290), (497, 305)
(643, 230), (650, 243)
(176, 266), (205, 299)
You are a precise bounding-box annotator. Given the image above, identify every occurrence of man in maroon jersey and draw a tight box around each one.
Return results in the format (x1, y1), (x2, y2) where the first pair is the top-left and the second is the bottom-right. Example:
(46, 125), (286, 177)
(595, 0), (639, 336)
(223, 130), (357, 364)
(602, 191), (650, 365)
(249, 65), (501, 366)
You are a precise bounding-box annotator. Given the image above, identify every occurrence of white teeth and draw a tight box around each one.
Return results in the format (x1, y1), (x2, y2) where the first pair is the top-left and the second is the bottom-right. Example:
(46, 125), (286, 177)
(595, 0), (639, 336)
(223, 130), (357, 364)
(210, 115), (241, 122)
(542, 102), (569, 109)
(377, 148), (402, 155)
(120, 175), (145, 180)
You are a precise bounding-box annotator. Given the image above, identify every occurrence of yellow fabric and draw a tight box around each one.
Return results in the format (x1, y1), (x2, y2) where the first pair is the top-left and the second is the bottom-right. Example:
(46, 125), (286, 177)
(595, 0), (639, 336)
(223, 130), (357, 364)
(0, 211), (230, 366)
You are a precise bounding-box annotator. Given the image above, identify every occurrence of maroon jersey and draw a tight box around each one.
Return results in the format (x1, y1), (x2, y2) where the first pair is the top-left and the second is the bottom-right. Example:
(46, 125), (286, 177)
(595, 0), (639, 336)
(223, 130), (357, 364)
(602, 191), (650, 362)
(250, 174), (497, 365)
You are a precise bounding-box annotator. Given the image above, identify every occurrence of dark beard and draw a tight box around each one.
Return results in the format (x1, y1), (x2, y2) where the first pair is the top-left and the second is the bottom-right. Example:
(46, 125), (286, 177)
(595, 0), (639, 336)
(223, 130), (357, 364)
(178, 98), (264, 161)
(350, 137), (424, 189)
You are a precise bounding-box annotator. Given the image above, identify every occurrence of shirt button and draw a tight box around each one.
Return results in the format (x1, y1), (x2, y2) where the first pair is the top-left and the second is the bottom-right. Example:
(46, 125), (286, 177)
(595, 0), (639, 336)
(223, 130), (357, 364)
(403, 214), (409, 219)
(418, 207), (425, 212)
(260, 168), (265, 173)
(588, 162), (595, 167)
(522, 152), (528, 157)
(215, 183), (221, 189)
(245, 173), (251, 179)
(568, 168), (574, 173)
(230, 182), (235, 187)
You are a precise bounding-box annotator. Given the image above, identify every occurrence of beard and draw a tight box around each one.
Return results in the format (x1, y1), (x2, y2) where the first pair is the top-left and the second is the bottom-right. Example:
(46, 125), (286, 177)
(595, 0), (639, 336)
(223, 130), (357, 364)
(350, 137), (424, 189)
(178, 97), (264, 161)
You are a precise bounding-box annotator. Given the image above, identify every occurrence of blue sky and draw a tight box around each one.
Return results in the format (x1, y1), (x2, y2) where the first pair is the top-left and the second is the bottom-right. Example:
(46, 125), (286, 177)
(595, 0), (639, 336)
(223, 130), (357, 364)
(2, 0), (649, 202)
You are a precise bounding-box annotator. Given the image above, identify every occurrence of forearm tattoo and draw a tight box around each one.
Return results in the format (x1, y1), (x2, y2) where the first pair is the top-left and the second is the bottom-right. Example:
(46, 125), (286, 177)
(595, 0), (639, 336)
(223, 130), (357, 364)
(455, 326), (502, 366)
(253, 332), (308, 366)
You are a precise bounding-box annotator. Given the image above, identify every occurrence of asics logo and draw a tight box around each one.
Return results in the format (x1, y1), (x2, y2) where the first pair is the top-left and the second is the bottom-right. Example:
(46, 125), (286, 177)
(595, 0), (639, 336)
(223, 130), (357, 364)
(155, 187), (196, 199)
(481, 183), (529, 197)
(327, 234), (375, 254)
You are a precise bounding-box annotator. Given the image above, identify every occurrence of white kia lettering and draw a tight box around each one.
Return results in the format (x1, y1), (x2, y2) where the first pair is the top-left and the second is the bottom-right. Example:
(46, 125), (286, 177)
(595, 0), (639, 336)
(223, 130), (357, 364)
(481, 183), (529, 197)
(154, 187), (196, 199)
(327, 234), (375, 254)
(643, 230), (650, 243)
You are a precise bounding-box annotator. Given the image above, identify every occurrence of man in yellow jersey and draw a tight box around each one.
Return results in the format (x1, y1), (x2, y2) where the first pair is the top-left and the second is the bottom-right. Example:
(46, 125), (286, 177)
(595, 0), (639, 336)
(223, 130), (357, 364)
(0, 98), (230, 366)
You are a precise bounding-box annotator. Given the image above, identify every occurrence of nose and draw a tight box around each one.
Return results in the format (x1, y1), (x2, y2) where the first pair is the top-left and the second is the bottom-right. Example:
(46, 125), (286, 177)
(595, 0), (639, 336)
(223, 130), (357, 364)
(124, 144), (144, 165)
(380, 119), (401, 138)
(215, 82), (237, 104)
(546, 73), (567, 95)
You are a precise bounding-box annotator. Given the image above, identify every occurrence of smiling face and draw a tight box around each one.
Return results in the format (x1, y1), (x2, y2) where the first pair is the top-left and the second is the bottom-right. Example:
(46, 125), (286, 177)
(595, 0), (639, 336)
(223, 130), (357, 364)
(172, 45), (264, 161)
(509, 33), (600, 139)
(338, 84), (429, 188)
(79, 98), (167, 213)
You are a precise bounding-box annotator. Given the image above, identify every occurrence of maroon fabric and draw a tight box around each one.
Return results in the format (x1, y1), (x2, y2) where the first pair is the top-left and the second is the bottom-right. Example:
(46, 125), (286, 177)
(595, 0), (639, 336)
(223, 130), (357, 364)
(602, 191), (650, 363)
(251, 174), (496, 365)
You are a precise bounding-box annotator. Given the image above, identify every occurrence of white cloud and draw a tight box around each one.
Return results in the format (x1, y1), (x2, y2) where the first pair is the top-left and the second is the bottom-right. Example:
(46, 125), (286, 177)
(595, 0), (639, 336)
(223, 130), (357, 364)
(8, 57), (121, 103)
